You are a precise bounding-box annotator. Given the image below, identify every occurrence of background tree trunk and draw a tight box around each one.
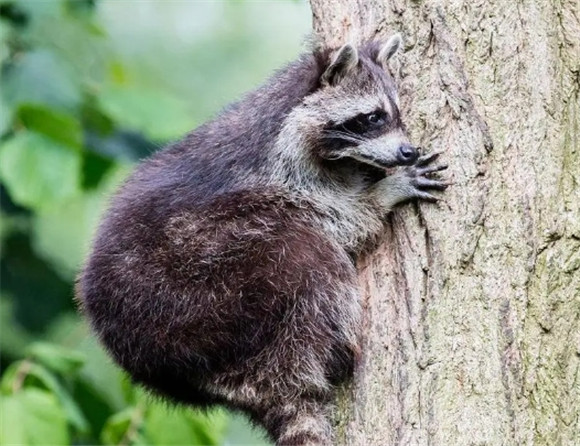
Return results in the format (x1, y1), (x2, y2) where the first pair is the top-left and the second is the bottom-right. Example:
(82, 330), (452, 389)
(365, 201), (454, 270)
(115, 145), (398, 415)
(310, 0), (580, 444)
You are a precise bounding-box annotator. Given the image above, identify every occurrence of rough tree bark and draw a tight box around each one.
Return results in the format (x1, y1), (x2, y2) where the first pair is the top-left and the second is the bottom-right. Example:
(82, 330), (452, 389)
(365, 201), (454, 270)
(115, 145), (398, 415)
(309, 0), (580, 445)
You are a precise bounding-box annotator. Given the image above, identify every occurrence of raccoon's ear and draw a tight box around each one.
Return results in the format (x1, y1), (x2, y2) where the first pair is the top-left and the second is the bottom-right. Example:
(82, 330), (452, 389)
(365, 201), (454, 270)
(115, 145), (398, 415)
(321, 44), (359, 86)
(377, 34), (403, 66)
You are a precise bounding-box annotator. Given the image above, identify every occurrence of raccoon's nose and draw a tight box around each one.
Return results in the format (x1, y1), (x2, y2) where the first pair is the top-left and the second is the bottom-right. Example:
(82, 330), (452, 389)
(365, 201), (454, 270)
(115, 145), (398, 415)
(397, 144), (419, 164)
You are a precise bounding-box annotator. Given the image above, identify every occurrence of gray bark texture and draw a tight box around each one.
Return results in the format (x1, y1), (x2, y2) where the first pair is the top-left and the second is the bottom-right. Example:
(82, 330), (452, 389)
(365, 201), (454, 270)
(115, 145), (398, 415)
(309, 0), (580, 445)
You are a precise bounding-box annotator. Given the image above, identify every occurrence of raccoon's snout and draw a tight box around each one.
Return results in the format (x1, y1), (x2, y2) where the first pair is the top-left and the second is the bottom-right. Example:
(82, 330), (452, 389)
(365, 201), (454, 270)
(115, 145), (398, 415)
(396, 144), (419, 165)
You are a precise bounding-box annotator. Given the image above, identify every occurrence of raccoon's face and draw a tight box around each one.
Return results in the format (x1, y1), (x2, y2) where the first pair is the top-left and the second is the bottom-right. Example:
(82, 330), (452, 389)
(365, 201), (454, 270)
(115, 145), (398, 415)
(306, 36), (418, 171)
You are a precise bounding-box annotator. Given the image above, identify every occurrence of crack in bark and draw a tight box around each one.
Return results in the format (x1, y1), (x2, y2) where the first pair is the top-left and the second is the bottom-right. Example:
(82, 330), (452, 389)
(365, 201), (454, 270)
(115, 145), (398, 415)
(427, 5), (494, 153)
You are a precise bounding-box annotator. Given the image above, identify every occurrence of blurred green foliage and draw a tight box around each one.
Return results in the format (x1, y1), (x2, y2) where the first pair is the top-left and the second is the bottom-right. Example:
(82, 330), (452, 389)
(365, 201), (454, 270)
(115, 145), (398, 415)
(0, 1), (310, 444)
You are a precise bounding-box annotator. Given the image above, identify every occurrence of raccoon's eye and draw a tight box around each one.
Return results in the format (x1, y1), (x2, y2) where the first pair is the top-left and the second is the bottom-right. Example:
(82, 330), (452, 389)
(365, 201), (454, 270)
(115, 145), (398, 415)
(365, 112), (386, 127)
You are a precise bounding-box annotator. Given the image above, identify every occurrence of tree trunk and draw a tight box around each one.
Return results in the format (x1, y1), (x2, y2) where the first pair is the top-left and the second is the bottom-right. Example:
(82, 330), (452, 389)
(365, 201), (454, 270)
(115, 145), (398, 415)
(310, 0), (580, 444)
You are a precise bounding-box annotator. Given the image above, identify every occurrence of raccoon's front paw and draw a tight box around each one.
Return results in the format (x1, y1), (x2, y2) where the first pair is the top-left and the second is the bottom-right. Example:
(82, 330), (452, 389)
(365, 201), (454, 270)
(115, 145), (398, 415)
(404, 150), (449, 202)
(370, 150), (449, 212)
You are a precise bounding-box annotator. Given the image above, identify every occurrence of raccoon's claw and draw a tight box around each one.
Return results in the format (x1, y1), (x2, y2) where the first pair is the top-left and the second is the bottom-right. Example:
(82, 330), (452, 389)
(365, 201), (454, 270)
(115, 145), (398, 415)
(414, 190), (439, 202)
(415, 150), (443, 167)
(416, 163), (448, 177)
(412, 176), (449, 191)
(406, 151), (449, 201)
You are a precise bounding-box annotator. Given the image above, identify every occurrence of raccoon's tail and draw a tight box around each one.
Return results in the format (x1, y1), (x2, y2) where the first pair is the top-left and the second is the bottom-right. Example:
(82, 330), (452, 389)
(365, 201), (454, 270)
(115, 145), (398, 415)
(265, 400), (332, 446)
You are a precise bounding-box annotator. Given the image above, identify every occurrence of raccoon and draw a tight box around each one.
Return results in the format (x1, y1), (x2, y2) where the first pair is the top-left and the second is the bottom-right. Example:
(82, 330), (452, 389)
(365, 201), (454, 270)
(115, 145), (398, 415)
(77, 34), (448, 445)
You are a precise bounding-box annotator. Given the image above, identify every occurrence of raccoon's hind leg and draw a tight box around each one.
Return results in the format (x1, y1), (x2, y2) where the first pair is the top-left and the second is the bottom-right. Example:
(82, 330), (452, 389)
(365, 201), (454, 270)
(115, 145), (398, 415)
(263, 398), (332, 446)
(206, 381), (333, 446)
(202, 274), (358, 445)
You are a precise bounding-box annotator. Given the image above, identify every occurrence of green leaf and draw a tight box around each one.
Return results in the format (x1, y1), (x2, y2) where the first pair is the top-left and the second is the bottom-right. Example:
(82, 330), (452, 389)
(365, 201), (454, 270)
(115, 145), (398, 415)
(31, 192), (101, 280)
(120, 374), (138, 406)
(98, 85), (194, 141)
(143, 402), (228, 446)
(81, 99), (115, 136)
(71, 378), (116, 441)
(76, 337), (127, 411)
(0, 296), (32, 359)
(31, 164), (131, 280)
(0, 361), (24, 396)
(0, 394), (26, 445)
(63, 0), (97, 18)
(1, 131), (80, 201)
(100, 407), (139, 445)
(224, 413), (271, 445)
(190, 408), (229, 446)
(0, 388), (69, 445)
(82, 150), (114, 189)
(0, 361), (89, 433)
(2, 50), (81, 111)
(0, 20), (9, 62)
(27, 364), (89, 433)
(17, 104), (83, 149)
(0, 131), (81, 211)
(0, 96), (12, 136)
(26, 342), (86, 375)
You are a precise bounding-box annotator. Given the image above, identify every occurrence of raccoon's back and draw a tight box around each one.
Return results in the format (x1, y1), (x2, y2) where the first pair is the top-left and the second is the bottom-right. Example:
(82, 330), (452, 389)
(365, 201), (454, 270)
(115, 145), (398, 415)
(77, 177), (352, 384)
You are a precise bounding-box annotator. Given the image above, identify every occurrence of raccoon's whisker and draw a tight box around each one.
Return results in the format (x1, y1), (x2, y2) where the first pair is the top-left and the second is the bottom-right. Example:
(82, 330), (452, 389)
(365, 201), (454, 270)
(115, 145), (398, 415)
(321, 131), (363, 140)
(335, 127), (367, 139)
(322, 135), (364, 145)
(321, 130), (366, 144)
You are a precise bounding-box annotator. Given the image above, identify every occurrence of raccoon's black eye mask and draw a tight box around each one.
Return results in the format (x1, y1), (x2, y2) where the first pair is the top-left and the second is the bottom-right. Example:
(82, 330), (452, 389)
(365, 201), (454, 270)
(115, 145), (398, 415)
(325, 108), (389, 142)
(338, 110), (388, 136)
